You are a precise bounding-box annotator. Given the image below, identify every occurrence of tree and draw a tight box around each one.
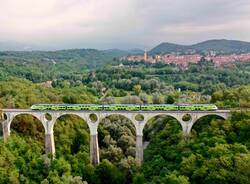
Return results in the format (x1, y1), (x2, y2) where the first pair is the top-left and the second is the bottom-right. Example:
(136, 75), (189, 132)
(132, 173), (146, 184)
(94, 159), (125, 184)
(165, 95), (175, 104)
(152, 93), (164, 104)
(133, 85), (141, 96)
(121, 96), (143, 104)
(162, 172), (190, 184)
(101, 96), (116, 104)
(139, 93), (148, 104)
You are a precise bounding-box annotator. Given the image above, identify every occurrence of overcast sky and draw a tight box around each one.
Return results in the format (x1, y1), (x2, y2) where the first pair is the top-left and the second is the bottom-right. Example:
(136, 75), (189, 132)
(0, 0), (250, 50)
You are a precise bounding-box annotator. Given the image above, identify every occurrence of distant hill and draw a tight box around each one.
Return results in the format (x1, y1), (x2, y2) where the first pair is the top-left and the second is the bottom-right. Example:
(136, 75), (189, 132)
(0, 48), (140, 69)
(150, 39), (250, 55)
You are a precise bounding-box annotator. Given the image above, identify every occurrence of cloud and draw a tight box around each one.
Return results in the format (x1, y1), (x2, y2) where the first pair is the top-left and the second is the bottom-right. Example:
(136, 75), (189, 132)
(0, 0), (249, 49)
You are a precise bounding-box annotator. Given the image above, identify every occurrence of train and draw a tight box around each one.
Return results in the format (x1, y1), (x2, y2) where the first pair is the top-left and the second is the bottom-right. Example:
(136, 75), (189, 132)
(30, 104), (218, 111)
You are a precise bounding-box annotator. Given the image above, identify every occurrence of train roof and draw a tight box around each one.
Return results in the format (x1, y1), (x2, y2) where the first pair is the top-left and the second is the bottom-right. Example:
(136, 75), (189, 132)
(31, 104), (216, 106)
(177, 104), (216, 106)
(104, 104), (139, 106)
(141, 104), (177, 106)
(32, 104), (102, 106)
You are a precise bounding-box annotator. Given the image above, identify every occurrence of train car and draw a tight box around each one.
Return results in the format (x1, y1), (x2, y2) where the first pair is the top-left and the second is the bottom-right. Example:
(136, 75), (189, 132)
(30, 104), (41, 110)
(140, 104), (178, 111)
(194, 104), (217, 111)
(66, 104), (103, 111)
(178, 105), (195, 111)
(178, 104), (217, 111)
(31, 104), (55, 110)
(31, 104), (218, 111)
(103, 104), (140, 111)
(30, 104), (103, 111)
(31, 104), (69, 110)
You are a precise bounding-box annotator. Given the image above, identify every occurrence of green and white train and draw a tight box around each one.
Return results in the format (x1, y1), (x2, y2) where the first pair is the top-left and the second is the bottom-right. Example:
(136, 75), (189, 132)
(30, 104), (218, 111)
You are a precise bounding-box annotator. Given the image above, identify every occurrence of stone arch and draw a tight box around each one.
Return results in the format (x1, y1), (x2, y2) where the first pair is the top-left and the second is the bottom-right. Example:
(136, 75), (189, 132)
(190, 113), (228, 135)
(143, 113), (183, 134)
(142, 113), (184, 163)
(9, 112), (45, 144)
(98, 113), (137, 138)
(6, 112), (45, 135)
(53, 113), (90, 157)
(99, 113), (135, 126)
(194, 113), (228, 124)
(51, 112), (90, 133)
(98, 113), (137, 162)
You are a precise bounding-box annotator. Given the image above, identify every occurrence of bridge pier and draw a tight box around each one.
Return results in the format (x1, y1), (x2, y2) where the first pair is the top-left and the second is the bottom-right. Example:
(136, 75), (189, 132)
(2, 120), (10, 142)
(90, 134), (100, 165)
(1, 112), (13, 142)
(179, 120), (194, 137)
(87, 118), (100, 165)
(41, 116), (57, 158)
(136, 135), (143, 164)
(45, 133), (55, 157)
(133, 120), (146, 165)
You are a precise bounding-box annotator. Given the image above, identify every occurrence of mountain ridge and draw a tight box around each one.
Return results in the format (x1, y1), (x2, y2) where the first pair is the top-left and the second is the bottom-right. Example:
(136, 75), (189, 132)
(149, 39), (250, 55)
(1, 39), (250, 58)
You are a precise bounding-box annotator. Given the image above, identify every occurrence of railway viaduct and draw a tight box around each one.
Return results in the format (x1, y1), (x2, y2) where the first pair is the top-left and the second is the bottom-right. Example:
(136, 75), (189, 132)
(0, 109), (230, 165)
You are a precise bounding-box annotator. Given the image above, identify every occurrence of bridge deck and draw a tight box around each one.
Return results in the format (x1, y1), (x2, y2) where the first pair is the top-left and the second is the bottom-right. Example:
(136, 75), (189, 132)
(1, 109), (230, 113)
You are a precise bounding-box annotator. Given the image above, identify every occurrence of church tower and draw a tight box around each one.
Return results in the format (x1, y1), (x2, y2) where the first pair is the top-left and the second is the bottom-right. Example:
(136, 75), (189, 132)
(144, 49), (148, 61)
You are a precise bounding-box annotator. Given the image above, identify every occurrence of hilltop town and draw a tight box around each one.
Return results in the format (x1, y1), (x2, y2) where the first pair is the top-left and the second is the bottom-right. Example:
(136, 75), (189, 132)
(123, 51), (250, 67)
(121, 39), (250, 67)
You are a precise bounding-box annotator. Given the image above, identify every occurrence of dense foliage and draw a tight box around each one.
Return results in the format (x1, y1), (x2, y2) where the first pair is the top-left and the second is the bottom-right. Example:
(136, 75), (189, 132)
(0, 49), (127, 82)
(87, 60), (250, 95)
(141, 113), (250, 184)
(0, 53), (249, 183)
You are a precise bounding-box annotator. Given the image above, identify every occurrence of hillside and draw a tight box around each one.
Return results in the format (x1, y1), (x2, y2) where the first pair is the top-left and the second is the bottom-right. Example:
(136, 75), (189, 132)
(150, 39), (250, 55)
(0, 49), (129, 69)
(0, 68), (249, 183)
(0, 47), (249, 183)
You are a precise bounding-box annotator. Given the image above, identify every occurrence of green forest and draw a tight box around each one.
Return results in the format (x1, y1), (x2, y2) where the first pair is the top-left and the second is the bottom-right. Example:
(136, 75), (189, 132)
(0, 51), (249, 184)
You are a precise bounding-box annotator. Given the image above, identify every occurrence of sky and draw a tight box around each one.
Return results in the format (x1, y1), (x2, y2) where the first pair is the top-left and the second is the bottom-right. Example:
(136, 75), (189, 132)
(0, 0), (250, 50)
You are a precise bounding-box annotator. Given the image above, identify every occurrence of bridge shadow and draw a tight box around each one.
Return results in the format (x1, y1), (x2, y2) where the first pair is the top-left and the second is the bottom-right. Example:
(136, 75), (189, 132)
(54, 114), (90, 159)
(98, 114), (136, 165)
(143, 115), (183, 162)
(10, 114), (45, 151)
